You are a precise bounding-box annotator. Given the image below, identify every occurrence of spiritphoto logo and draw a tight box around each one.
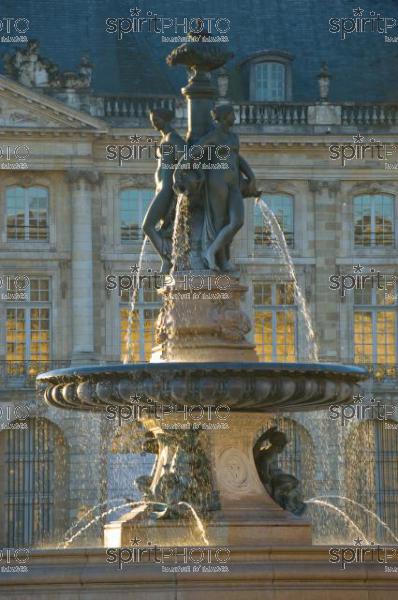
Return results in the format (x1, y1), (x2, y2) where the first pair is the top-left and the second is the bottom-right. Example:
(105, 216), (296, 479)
(106, 268), (232, 296)
(106, 537), (230, 572)
(105, 394), (230, 429)
(0, 274), (30, 301)
(106, 136), (230, 167)
(329, 7), (397, 40)
(329, 538), (398, 570)
(329, 393), (396, 427)
(0, 17), (29, 43)
(105, 9), (230, 41)
(0, 404), (31, 430)
(329, 135), (397, 168)
(0, 548), (30, 573)
(329, 265), (397, 299)
(0, 144), (30, 169)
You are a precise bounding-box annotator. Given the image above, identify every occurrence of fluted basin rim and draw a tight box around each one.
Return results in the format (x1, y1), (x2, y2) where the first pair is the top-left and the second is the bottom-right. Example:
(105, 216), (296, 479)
(36, 361), (368, 413)
(37, 361), (368, 383)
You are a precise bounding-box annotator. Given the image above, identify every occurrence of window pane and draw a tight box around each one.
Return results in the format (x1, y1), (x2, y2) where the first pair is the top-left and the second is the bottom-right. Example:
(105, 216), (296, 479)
(276, 310), (296, 361)
(255, 195), (294, 249)
(6, 186), (49, 241)
(376, 312), (396, 365)
(354, 194), (394, 247)
(254, 62), (285, 101)
(120, 189), (152, 242)
(6, 187), (25, 240)
(254, 282), (297, 361)
(28, 188), (49, 240)
(255, 311), (273, 360)
(354, 312), (373, 364)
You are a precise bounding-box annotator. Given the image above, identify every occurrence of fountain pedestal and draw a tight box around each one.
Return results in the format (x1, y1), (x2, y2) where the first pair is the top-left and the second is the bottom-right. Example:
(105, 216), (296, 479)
(104, 412), (311, 548)
(206, 412), (311, 545)
(151, 273), (258, 363)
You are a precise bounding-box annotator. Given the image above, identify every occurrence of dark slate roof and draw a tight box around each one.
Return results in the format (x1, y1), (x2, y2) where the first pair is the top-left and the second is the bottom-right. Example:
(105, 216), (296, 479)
(1, 0), (397, 101)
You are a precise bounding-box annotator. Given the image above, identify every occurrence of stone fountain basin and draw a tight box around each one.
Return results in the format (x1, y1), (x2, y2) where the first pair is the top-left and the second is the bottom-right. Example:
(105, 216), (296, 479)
(37, 362), (368, 412)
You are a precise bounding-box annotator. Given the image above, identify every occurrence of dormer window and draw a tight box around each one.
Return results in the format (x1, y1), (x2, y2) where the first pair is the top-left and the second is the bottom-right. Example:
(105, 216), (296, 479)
(254, 62), (286, 101)
(240, 51), (294, 102)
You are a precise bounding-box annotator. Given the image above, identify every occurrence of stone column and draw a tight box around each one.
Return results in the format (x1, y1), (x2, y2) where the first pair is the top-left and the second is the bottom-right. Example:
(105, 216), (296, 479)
(309, 180), (341, 362)
(66, 170), (100, 364)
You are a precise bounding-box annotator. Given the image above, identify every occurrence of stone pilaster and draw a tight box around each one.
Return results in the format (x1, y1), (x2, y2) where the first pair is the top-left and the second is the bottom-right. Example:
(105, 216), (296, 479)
(309, 180), (341, 361)
(66, 170), (100, 364)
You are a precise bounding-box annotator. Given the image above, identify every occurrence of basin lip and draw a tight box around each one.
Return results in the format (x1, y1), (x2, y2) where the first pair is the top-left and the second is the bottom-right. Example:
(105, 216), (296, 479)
(36, 361), (368, 383)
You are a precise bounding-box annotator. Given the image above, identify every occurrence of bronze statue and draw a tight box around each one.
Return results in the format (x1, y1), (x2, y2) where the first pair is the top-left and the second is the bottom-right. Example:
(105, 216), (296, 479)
(253, 426), (306, 516)
(193, 103), (260, 272)
(142, 108), (185, 273)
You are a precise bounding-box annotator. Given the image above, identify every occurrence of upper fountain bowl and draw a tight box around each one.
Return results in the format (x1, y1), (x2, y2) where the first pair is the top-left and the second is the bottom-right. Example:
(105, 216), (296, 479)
(36, 362), (368, 413)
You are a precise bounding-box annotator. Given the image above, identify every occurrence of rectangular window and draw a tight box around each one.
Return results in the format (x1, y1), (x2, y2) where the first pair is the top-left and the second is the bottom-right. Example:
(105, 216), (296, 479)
(354, 283), (397, 374)
(6, 186), (49, 241)
(6, 278), (51, 378)
(254, 62), (285, 101)
(354, 194), (395, 247)
(255, 194), (294, 249)
(120, 189), (152, 243)
(254, 282), (296, 361)
(120, 287), (161, 361)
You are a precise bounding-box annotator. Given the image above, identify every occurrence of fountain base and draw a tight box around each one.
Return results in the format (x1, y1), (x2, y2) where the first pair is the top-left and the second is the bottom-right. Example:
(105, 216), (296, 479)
(151, 273), (258, 362)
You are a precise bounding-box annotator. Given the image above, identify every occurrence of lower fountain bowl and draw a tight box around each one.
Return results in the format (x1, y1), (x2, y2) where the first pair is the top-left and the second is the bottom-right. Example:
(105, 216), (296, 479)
(36, 362), (368, 412)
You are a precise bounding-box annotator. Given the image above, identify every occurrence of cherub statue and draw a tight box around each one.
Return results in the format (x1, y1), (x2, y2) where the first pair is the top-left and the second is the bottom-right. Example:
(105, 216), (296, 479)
(191, 103), (261, 272)
(253, 426), (306, 516)
(142, 108), (185, 273)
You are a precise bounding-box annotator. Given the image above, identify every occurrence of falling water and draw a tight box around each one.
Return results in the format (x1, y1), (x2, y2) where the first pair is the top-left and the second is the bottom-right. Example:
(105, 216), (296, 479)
(256, 198), (318, 361)
(60, 499), (209, 549)
(61, 497), (129, 544)
(124, 236), (148, 363)
(159, 192), (191, 359)
(59, 501), (143, 548)
(307, 499), (370, 544)
(170, 193), (190, 274)
(177, 501), (209, 545)
(307, 495), (398, 543)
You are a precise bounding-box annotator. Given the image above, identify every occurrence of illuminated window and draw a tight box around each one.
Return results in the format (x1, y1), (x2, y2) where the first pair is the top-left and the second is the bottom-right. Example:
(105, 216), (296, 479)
(120, 189), (152, 242)
(346, 420), (398, 542)
(254, 282), (296, 361)
(120, 287), (161, 362)
(354, 194), (395, 247)
(6, 278), (50, 377)
(0, 418), (68, 547)
(354, 282), (397, 371)
(253, 62), (286, 101)
(255, 194), (294, 248)
(6, 186), (49, 241)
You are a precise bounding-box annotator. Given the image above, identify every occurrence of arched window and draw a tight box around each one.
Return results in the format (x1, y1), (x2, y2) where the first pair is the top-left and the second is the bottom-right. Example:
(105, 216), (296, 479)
(255, 194), (294, 249)
(345, 419), (398, 542)
(353, 194), (395, 247)
(119, 188), (152, 242)
(6, 186), (49, 241)
(0, 418), (68, 546)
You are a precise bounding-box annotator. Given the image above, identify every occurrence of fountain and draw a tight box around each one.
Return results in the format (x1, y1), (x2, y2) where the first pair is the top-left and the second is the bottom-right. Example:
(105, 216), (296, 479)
(34, 32), (376, 598)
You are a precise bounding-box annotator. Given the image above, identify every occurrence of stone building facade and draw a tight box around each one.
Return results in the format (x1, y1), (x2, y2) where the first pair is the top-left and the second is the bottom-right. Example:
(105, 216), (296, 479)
(0, 6), (397, 546)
